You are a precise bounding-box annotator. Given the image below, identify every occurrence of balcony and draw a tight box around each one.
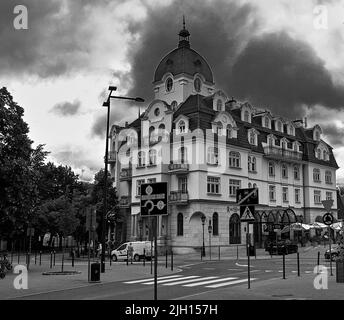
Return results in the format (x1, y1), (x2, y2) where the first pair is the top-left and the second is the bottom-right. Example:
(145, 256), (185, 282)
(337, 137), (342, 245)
(108, 151), (116, 163)
(119, 168), (132, 181)
(168, 163), (189, 174)
(263, 146), (303, 162)
(119, 196), (131, 208)
(169, 191), (189, 205)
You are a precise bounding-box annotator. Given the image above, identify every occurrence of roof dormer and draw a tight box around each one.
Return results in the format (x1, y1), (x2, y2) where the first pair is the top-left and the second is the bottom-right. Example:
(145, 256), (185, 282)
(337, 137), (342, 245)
(241, 102), (254, 123)
(313, 125), (322, 141)
(212, 90), (228, 112)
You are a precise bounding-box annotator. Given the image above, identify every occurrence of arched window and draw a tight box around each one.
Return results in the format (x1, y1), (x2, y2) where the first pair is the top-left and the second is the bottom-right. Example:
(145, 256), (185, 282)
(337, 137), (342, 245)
(248, 156), (251, 171)
(249, 131), (256, 145)
(268, 162), (275, 177)
(294, 143), (298, 152)
(194, 78), (202, 92)
(158, 123), (167, 141)
(244, 111), (249, 122)
(138, 151), (146, 167)
(281, 141), (286, 149)
(215, 123), (223, 136)
(248, 182), (252, 188)
(315, 131), (320, 141)
(171, 100), (178, 110)
(177, 213), (183, 236)
(268, 137), (273, 146)
(229, 151), (241, 168)
(213, 213), (219, 236)
(316, 149), (321, 159)
(251, 157), (256, 171)
(313, 168), (320, 182)
(178, 120), (186, 134)
(325, 171), (332, 184)
(216, 100), (222, 111)
(323, 150), (327, 160)
(149, 126), (156, 142)
(277, 121), (282, 132)
(149, 149), (157, 166)
(178, 146), (187, 164)
(294, 166), (300, 180)
(229, 213), (241, 244)
(282, 164), (288, 178)
(253, 183), (257, 189)
(207, 147), (219, 165)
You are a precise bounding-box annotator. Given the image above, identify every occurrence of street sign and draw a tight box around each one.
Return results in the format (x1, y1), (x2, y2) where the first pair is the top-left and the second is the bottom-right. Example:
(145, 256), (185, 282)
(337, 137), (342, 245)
(86, 207), (97, 231)
(140, 182), (168, 216)
(236, 188), (259, 206)
(323, 213), (334, 226)
(240, 206), (255, 222)
(322, 200), (334, 213)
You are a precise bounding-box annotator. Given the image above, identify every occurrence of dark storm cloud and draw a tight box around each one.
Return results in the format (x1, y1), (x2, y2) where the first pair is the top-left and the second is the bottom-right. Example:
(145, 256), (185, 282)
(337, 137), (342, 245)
(230, 32), (344, 118)
(50, 100), (81, 116)
(322, 124), (344, 147)
(0, 0), (118, 78)
(126, 0), (260, 102)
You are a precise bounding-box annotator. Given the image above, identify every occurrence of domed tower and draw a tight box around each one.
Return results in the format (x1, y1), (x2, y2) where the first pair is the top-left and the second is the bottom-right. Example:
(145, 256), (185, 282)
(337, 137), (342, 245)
(153, 17), (215, 107)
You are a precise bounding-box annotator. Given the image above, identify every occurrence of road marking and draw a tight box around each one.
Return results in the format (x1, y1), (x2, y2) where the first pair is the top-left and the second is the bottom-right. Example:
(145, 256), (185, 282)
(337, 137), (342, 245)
(183, 277), (238, 287)
(305, 271), (312, 274)
(163, 277), (218, 286)
(227, 268), (241, 271)
(124, 275), (180, 284)
(292, 271), (297, 273)
(203, 268), (215, 270)
(265, 270), (273, 272)
(205, 278), (257, 288)
(235, 262), (254, 267)
(143, 276), (199, 285)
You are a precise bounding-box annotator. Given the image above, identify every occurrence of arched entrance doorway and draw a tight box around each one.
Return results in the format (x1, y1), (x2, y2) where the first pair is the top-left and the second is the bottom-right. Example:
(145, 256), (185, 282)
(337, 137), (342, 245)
(229, 213), (241, 244)
(189, 211), (206, 247)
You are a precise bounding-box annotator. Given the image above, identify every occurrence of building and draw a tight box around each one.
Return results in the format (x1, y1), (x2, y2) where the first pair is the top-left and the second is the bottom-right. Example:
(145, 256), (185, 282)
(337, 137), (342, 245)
(109, 22), (339, 250)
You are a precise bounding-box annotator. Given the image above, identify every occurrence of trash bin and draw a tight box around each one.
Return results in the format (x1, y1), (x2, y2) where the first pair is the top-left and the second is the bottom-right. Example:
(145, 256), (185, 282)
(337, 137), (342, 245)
(336, 260), (344, 283)
(90, 262), (100, 282)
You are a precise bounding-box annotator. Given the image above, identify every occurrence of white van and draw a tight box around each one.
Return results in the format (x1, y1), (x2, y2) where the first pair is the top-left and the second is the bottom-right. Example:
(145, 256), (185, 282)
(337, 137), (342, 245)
(111, 241), (154, 262)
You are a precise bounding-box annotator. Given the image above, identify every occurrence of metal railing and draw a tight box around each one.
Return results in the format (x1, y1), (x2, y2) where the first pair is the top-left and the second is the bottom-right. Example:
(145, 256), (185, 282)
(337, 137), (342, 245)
(169, 191), (189, 204)
(168, 163), (189, 173)
(263, 146), (302, 161)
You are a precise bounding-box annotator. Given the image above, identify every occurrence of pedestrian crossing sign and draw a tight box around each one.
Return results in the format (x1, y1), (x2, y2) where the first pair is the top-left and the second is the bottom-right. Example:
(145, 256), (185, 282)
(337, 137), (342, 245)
(240, 206), (255, 222)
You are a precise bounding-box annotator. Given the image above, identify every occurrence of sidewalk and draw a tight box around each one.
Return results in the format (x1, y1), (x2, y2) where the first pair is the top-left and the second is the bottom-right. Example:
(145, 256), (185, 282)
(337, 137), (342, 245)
(0, 259), (180, 300)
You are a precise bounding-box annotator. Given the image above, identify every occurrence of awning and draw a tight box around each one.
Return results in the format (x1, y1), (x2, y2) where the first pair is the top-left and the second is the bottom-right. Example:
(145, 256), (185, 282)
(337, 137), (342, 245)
(281, 223), (312, 233)
(331, 222), (343, 231)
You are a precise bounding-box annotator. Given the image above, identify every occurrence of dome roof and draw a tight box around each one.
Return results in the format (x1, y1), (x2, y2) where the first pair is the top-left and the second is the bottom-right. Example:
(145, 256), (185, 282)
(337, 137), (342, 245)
(153, 22), (214, 84)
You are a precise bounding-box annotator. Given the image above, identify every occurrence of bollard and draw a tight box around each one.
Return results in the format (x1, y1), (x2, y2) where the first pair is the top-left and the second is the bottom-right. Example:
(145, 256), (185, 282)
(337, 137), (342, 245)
(72, 250), (75, 268)
(165, 250), (168, 269)
(126, 251), (129, 266)
(171, 250), (173, 271)
(218, 246), (220, 261)
(317, 251), (320, 274)
(109, 252), (112, 266)
(39, 251), (42, 266)
(283, 253), (286, 279)
(50, 251), (53, 269)
(53, 251), (56, 266)
(35, 251), (37, 265)
(236, 245), (239, 260)
(201, 247), (203, 261)
(297, 252), (300, 277)
(143, 249), (146, 267)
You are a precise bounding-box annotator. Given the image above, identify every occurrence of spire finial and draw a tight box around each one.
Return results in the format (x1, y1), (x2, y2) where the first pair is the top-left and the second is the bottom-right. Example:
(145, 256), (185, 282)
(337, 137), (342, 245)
(178, 15), (190, 48)
(183, 15), (186, 30)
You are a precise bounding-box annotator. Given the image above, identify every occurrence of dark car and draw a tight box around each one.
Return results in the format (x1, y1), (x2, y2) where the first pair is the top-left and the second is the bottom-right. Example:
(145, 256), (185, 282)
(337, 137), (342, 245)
(265, 240), (298, 255)
(324, 245), (340, 261)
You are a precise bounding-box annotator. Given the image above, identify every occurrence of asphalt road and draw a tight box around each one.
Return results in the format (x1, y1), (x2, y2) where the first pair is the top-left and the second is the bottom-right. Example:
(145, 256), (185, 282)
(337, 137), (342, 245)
(10, 251), (332, 300)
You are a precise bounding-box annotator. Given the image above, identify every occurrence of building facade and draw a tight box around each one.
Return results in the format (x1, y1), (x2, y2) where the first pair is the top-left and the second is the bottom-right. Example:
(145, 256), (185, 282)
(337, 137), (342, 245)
(109, 24), (339, 250)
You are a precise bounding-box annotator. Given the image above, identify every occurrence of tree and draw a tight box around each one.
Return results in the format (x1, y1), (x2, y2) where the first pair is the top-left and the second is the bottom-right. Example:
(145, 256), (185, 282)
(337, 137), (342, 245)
(0, 87), (48, 239)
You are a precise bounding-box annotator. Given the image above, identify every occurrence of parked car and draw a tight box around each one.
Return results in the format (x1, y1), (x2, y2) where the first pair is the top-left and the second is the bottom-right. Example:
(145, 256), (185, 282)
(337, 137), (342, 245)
(324, 245), (340, 261)
(265, 240), (298, 255)
(111, 241), (153, 262)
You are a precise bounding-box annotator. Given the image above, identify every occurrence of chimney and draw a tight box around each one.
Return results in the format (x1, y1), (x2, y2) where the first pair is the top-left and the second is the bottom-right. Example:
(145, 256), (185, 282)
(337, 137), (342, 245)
(304, 117), (307, 128)
(125, 121), (129, 127)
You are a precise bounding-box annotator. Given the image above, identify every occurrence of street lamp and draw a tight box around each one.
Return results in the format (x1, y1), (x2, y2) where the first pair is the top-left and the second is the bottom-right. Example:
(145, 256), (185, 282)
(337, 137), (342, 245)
(101, 86), (144, 273)
(201, 215), (206, 257)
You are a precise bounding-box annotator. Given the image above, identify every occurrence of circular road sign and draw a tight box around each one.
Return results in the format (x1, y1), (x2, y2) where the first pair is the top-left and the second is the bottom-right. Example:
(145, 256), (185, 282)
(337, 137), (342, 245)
(323, 213), (334, 226)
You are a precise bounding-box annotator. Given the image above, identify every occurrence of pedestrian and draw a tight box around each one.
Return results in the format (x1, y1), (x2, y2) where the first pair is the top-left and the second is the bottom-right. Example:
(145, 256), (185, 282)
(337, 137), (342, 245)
(128, 243), (134, 264)
(97, 243), (102, 258)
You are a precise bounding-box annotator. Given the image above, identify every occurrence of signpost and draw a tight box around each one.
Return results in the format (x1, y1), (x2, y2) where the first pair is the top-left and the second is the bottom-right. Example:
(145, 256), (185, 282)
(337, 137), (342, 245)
(237, 188), (258, 289)
(322, 200), (334, 276)
(140, 182), (168, 300)
(86, 207), (96, 282)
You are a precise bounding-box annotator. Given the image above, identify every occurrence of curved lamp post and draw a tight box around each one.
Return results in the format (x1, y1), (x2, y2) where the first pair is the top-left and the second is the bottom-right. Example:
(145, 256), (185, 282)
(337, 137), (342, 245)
(201, 215), (206, 257)
(101, 86), (144, 273)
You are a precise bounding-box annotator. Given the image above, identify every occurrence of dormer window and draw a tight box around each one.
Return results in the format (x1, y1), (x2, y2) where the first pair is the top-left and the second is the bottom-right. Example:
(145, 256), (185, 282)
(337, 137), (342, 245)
(178, 120), (186, 134)
(248, 129), (258, 146)
(216, 124), (223, 136)
(226, 126), (232, 139)
(316, 149), (321, 159)
(264, 117), (270, 128)
(276, 121), (282, 132)
(165, 77), (173, 92)
(216, 100), (223, 111)
(315, 131), (320, 141)
(194, 77), (202, 92)
(244, 111), (250, 122)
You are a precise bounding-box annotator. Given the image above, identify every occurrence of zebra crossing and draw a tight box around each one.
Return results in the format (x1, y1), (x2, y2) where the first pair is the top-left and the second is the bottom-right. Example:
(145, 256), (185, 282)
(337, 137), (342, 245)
(123, 274), (257, 289)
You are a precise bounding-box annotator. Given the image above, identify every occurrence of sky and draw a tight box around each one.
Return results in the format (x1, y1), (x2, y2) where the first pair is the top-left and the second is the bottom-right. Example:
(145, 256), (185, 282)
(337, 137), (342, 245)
(1, 0), (344, 183)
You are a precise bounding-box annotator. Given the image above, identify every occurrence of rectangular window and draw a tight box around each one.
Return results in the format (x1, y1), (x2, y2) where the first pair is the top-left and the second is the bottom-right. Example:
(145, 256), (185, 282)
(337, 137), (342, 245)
(229, 179), (241, 197)
(207, 176), (220, 194)
(282, 187), (288, 202)
(178, 177), (188, 193)
(314, 190), (321, 204)
(269, 185), (276, 201)
(326, 192), (332, 201)
(136, 179), (145, 196)
(147, 178), (156, 184)
(295, 189), (301, 203)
